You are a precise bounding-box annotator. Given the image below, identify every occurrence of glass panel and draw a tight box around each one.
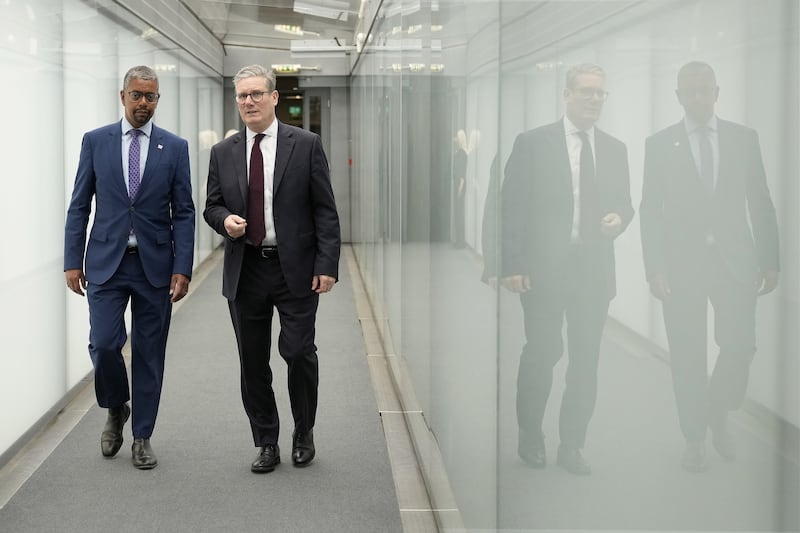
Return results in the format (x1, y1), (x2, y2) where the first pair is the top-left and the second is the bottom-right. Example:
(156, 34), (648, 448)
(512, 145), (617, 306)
(350, 0), (798, 530)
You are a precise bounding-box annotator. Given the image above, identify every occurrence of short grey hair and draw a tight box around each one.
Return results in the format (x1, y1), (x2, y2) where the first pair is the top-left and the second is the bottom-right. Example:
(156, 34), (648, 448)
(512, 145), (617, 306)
(123, 65), (158, 90)
(565, 63), (605, 89)
(233, 64), (276, 92)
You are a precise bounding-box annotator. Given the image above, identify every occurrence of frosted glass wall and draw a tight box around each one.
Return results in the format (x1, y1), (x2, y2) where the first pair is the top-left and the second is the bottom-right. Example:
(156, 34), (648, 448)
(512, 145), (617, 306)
(350, 0), (798, 530)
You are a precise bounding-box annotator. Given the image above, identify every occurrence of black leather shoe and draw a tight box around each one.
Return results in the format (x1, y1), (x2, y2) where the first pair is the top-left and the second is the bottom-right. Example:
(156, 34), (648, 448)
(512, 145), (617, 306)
(711, 422), (736, 461)
(518, 429), (546, 468)
(681, 441), (707, 473)
(292, 429), (315, 467)
(556, 445), (592, 476)
(131, 438), (158, 470)
(251, 444), (280, 473)
(101, 403), (130, 457)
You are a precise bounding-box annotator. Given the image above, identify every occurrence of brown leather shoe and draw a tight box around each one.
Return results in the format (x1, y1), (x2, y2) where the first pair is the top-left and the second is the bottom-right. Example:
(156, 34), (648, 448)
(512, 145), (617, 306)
(100, 403), (130, 457)
(292, 430), (315, 467)
(131, 438), (158, 470)
(251, 444), (280, 473)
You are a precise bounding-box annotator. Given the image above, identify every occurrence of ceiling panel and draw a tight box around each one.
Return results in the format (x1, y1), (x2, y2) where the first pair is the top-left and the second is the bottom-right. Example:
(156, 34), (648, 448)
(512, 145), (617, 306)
(184, 0), (361, 50)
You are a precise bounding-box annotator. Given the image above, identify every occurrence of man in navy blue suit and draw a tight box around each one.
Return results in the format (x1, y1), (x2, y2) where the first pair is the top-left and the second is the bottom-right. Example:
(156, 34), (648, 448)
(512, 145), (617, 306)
(204, 65), (340, 473)
(640, 62), (779, 472)
(64, 65), (195, 470)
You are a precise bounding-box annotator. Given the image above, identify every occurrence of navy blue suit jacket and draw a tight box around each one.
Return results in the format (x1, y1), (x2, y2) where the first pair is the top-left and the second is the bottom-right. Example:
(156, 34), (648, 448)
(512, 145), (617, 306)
(204, 122), (340, 300)
(64, 121), (195, 287)
(640, 119), (779, 285)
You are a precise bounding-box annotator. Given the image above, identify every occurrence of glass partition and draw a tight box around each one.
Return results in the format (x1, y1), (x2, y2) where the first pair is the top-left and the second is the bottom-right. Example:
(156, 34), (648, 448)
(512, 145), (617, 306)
(351, 0), (799, 530)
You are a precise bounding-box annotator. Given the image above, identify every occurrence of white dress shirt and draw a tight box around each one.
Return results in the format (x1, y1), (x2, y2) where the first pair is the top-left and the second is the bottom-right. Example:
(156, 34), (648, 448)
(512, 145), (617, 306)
(563, 116), (596, 243)
(684, 115), (719, 190)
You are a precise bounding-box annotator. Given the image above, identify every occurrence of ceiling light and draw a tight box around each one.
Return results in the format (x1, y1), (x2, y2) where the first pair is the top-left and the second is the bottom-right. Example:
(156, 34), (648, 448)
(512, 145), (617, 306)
(290, 39), (355, 56)
(274, 24), (304, 36)
(272, 64), (321, 74)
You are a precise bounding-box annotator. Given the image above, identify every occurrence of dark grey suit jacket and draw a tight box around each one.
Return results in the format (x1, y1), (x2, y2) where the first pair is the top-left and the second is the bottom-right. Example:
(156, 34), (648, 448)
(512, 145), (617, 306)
(501, 120), (634, 299)
(204, 121), (341, 299)
(640, 119), (779, 285)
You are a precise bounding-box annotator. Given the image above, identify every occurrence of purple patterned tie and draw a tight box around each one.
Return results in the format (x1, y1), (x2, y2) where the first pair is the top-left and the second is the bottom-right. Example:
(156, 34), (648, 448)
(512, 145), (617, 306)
(128, 129), (142, 200)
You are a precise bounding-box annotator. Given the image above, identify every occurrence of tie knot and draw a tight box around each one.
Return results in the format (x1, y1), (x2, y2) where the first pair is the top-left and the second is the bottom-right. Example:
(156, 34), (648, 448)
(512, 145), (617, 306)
(129, 129), (142, 138)
(695, 125), (711, 137)
(254, 133), (265, 143)
(576, 130), (590, 142)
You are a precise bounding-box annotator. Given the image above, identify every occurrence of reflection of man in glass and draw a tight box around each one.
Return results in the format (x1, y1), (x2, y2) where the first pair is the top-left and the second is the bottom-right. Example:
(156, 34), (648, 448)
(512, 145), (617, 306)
(501, 64), (633, 475)
(640, 61), (779, 473)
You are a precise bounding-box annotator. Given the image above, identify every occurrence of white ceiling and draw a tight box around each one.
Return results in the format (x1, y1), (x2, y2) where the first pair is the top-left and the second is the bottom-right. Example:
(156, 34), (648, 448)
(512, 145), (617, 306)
(183, 0), (362, 52)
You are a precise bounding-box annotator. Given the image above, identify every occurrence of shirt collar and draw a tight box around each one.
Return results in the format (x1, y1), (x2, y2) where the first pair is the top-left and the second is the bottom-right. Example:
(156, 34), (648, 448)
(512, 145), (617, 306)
(684, 114), (718, 135)
(563, 115), (594, 139)
(122, 118), (152, 137)
(246, 119), (277, 142)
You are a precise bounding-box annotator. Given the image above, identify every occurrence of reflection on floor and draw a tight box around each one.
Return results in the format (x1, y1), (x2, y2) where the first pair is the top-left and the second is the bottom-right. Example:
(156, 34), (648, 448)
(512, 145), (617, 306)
(421, 242), (798, 532)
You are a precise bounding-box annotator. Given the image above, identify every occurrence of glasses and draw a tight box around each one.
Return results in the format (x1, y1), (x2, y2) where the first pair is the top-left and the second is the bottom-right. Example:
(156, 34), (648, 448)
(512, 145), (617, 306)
(235, 91), (268, 104)
(677, 87), (716, 98)
(127, 91), (160, 103)
(573, 87), (609, 101)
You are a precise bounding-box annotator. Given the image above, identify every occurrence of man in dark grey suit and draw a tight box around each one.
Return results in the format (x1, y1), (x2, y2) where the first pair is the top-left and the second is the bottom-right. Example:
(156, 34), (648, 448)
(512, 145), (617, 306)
(501, 64), (634, 475)
(204, 65), (341, 473)
(640, 61), (779, 472)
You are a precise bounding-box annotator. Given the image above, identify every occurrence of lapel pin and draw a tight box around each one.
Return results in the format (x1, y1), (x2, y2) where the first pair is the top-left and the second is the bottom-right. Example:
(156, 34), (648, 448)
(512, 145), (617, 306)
(674, 141), (680, 147)
(157, 144), (163, 150)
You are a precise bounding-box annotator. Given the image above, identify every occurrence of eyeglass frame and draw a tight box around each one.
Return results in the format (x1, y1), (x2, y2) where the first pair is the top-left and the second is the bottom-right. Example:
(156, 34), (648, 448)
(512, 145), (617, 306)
(571, 87), (609, 101)
(127, 90), (160, 103)
(235, 91), (272, 104)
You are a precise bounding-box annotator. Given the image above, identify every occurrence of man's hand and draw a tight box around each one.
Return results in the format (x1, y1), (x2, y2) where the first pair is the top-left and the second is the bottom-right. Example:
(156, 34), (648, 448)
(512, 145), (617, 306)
(312, 275), (336, 294)
(501, 274), (531, 293)
(649, 273), (671, 301)
(600, 212), (623, 238)
(758, 270), (779, 296)
(170, 274), (191, 303)
(65, 269), (86, 297)
(224, 214), (247, 239)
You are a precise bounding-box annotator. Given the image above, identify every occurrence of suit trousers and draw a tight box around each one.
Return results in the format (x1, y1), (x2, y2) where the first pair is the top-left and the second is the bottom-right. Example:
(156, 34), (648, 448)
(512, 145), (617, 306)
(662, 249), (758, 443)
(229, 246), (320, 447)
(86, 252), (172, 439)
(516, 245), (610, 450)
